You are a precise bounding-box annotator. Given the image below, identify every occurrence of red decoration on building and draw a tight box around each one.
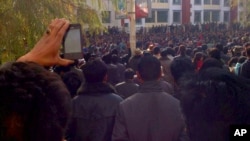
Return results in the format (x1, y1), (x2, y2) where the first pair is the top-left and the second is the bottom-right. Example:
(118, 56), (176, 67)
(135, 4), (148, 19)
(182, 0), (191, 24)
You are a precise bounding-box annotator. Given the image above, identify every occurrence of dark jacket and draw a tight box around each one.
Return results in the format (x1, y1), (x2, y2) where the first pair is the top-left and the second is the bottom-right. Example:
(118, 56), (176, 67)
(66, 83), (123, 141)
(115, 80), (139, 99)
(112, 81), (188, 141)
(107, 64), (120, 86)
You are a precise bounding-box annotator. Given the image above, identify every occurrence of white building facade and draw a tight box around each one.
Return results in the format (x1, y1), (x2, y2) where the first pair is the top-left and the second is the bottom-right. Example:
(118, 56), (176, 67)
(100, 0), (242, 28)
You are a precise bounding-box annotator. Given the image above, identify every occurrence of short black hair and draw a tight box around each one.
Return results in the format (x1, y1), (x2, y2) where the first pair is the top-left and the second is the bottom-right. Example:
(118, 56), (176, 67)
(63, 71), (82, 98)
(246, 47), (250, 57)
(82, 59), (107, 83)
(199, 58), (223, 72)
(0, 62), (71, 141)
(124, 68), (135, 80)
(153, 47), (161, 55)
(209, 48), (221, 60)
(137, 56), (161, 81)
(170, 57), (195, 84)
(111, 54), (119, 64)
(238, 56), (247, 63)
(215, 43), (223, 52)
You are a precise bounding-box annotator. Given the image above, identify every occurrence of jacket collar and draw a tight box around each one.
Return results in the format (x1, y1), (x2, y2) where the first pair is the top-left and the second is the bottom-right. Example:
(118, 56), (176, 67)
(78, 82), (115, 95)
(138, 80), (164, 93)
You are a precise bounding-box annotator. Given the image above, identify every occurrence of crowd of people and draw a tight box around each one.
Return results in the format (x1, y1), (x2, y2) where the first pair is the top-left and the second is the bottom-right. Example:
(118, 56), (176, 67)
(0, 18), (250, 141)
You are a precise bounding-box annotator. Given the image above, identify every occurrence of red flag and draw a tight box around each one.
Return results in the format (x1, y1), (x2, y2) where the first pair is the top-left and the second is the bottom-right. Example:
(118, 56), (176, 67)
(135, 4), (148, 19)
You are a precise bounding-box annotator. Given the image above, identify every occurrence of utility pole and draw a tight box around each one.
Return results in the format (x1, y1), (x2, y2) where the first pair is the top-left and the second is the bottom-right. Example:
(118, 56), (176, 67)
(128, 0), (136, 56)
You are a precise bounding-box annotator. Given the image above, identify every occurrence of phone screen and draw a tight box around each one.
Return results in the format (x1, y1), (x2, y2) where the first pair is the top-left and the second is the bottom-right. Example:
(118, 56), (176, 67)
(63, 24), (83, 60)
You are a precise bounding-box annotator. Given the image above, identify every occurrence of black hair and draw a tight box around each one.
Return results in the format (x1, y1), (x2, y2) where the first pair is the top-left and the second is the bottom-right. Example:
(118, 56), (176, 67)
(111, 54), (119, 64)
(208, 48), (221, 60)
(0, 62), (71, 141)
(124, 68), (135, 80)
(180, 67), (250, 141)
(153, 47), (161, 55)
(137, 56), (161, 81)
(199, 58), (223, 72)
(246, 47), (250, 57)
(170, 57), (195, 84)
(202, 44), (208, 51)
(228, 57), (238, 67)
(160, 49), (168, 58)
(82, 59), (107, 83)
(62, 71), (82, 98)
(215, 43), (223, 52)
(165, 47), (175, 56)
(238, 56), (247, 63)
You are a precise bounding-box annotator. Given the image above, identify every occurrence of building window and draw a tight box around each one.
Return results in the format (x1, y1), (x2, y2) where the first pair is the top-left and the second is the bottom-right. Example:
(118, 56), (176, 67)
(194, 11), (201, 23)
(224, 0), (229, 6)
(212, 11), (220, 22)
(173, 11), (181, 23)
(146, 10), (155, 23)
(212, 0), (220, 5)
(101, 11), (111, 23)
(204, 11), (210, 22)
(224, 11), (230, 22)
(157, 10), (168, 22)
(194, 0), (201, 5)
(159, 0), (168, 3)
(204, 0), (210, 4)
(203, 10), (220, 22)
(136, 19), (142, 24)
(173, 0), (181, 5)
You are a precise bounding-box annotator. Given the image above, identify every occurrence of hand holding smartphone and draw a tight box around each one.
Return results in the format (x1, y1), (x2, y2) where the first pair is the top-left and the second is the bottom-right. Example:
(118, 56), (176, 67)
(62, 24), (84, 60)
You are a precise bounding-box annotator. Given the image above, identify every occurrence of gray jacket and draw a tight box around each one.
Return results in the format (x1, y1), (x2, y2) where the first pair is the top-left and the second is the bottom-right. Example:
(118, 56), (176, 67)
(112, 80), (188, 141)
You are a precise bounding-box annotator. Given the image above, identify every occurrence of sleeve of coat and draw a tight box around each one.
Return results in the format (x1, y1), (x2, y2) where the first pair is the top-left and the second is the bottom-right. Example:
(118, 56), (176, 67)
(112, 104), (130, 141)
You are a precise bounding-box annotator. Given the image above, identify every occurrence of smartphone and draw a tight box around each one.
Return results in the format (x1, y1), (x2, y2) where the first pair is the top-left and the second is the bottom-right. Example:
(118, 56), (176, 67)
(62, 24), (84, 60)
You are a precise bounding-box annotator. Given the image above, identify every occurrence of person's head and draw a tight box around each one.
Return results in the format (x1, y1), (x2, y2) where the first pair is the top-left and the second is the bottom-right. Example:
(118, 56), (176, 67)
(0, 62), (71, 141)
(238, 56), (247, 64)
(199, 58), (223, 72)
(223, 46), (229, 54)
(102, 53), (112, 64)
(208, 48), (221, 60)
(137, 56), (161, 81)
(180, 67), (250, 141)
(82, 59), (107, 83)
(134, 48), (143, 56)
(160, 49), (168, 58)
(153, 47), (161, 55)
(246, 47), (250, 58)
(228, 57), (238, 67)
(111, 54), (119, 64)
(243, 42), (250, 49)
(193, 52), (204, 62)
(232, 46), (243, 57)
(178, 44), (186, 56)
(62, 71), (82, 98)
(165, 47), (175, 56)
(201, 44), (208, 52)
(124, 68), (135, 80)
(170, 58), (195, 85)
(215, 43), (223, 52)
